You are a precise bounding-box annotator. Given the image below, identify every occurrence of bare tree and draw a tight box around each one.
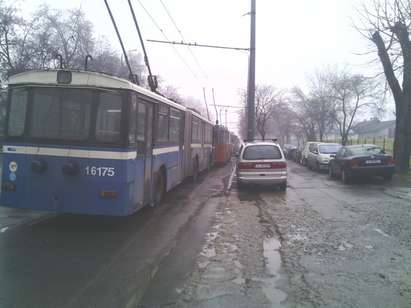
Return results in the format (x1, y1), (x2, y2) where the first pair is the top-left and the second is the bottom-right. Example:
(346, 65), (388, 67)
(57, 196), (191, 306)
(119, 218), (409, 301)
(238, 85), (284, 140)
(32, 6), (94, 69)
(0, 3), (146, 84)
(291, 87), (320, 141)
(255, 85), (284, 139)
(308, 70), (337, 141)
(329, 71), (379, 145)
(0, 1), (24, 78)
(268, 100), (299, 145)
(358, 0), (411, 172)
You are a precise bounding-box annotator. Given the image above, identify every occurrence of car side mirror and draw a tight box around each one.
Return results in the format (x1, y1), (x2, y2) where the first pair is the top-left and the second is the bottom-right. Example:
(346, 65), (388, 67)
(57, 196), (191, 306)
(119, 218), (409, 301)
(313, 150), (318, 154)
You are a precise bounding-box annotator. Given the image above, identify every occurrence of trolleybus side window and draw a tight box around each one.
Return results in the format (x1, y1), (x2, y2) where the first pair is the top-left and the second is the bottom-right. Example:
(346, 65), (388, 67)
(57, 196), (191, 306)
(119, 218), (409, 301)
(96, 91), (122, 143)
(169, 108), (181, 143)
(137, 102), (146, 142)
(205, 124), (212, 144)
(8, 88), (28, 137)
(128, 94), (137, 145)
(191, 117), (201, 143)
(156, 104), (169, 142)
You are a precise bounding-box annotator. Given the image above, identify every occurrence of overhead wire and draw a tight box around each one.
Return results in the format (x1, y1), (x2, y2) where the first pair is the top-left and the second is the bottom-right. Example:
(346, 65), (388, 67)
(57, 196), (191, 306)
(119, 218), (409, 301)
(159, 0), (208, 79)
(135, 0), (200, 82)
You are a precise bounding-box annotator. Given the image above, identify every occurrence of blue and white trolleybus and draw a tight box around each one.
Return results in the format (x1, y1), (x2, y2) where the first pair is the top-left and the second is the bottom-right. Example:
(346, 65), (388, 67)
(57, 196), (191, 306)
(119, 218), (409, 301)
(1, 70), (214, 216)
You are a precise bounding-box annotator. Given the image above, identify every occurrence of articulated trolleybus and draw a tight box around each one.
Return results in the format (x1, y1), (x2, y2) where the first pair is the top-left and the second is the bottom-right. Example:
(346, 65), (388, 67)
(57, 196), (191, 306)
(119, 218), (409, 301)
(1, 70), (214, 216)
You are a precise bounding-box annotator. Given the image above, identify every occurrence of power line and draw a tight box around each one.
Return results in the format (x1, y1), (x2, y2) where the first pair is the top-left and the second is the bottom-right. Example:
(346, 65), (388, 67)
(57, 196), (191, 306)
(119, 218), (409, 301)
(136, 0), (200, 81)
(147, 39), (250, 51)
(215, 104), (246, 109)
(159, 0), (207, 79)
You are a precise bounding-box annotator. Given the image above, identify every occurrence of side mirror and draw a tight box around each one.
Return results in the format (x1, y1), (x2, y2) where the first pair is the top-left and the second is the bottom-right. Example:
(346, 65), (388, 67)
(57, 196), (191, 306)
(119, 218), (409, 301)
(313, 150), (318, 154)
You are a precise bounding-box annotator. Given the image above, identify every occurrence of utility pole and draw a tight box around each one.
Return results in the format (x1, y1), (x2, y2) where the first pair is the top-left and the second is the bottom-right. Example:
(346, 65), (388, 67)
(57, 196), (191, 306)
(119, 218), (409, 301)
(247, 0), (256, 141)
(225, 109), (228, 127)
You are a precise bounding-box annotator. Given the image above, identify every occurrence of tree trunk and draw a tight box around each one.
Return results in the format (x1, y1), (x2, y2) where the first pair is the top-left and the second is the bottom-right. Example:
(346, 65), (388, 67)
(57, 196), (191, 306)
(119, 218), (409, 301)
(395, 95), (410, 172)
(341, 134), (348, 146)
(372, 31), (410, 173)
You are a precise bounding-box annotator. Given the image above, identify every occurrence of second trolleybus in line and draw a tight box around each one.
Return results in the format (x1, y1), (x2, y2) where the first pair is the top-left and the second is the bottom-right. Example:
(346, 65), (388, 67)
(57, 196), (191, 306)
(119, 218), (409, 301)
(0, 70), (236, 216)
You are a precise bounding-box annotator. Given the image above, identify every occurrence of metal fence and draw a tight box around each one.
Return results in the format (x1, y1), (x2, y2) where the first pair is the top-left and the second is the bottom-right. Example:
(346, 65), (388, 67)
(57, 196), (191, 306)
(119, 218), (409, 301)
(324, 137), (394, 153)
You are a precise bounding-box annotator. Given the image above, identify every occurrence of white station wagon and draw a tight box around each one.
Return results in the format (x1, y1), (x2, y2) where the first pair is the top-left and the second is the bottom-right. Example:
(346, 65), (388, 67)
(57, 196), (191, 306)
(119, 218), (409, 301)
(236, 141), (287, 191)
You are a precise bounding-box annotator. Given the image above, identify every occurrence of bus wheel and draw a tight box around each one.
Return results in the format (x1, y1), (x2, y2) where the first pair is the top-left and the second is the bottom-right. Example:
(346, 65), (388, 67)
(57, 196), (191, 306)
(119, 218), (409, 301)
(193, 158), (199, 181)
(154, 171), (165, 206)
(207, 155), (213, 171)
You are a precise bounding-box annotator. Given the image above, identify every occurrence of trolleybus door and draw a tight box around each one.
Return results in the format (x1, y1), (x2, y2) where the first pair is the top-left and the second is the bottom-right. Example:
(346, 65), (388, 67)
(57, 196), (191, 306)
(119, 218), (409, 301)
(143, 102), (153, 205)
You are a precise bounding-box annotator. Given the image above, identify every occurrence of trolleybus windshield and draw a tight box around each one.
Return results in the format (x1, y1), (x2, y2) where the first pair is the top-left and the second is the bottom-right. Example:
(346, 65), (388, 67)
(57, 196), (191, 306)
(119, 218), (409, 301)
(7, 87), (124, 145)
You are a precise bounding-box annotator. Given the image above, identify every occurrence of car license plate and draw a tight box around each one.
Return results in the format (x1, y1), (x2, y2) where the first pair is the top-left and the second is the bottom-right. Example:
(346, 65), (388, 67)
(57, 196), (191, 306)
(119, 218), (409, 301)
(365, 159), (381, 164)
(255, 164), (270, 169)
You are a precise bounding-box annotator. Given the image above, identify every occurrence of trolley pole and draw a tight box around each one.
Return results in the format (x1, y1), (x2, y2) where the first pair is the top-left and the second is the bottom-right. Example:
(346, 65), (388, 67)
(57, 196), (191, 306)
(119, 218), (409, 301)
(246, 0), (256, 141)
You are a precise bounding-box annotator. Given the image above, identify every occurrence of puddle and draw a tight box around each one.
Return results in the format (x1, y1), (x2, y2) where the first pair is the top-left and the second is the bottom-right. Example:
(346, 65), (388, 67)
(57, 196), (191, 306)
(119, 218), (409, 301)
(262, 237), (287, 307)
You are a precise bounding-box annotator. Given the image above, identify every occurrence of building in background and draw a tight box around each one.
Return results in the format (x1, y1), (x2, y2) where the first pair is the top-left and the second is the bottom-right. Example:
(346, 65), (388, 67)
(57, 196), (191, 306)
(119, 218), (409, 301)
(353, 118), (395, 139)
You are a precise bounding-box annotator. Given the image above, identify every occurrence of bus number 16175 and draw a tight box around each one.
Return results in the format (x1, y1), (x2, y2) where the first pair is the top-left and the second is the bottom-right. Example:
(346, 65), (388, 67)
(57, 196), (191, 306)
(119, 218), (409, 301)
(85, 166), (115, 177)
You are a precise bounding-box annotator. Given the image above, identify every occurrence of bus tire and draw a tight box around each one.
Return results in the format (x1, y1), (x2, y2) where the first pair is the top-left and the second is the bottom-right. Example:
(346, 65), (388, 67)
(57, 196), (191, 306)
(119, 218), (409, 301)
(154, 169), (166, 206)
(193, 157), (199, 181)
(207, 155), (213, 171)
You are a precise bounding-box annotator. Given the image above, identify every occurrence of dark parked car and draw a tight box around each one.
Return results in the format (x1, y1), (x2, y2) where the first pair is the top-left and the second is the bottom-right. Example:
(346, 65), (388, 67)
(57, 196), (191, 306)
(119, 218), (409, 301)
(283, 144), (297, 160)
(329, 144), (395, 184)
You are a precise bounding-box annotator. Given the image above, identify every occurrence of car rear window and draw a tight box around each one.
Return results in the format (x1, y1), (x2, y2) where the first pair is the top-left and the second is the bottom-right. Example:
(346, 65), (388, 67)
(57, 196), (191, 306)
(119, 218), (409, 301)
(349, 146), (384, 156)
(319, 144), (341, 154)
(242, 145), (282, 160)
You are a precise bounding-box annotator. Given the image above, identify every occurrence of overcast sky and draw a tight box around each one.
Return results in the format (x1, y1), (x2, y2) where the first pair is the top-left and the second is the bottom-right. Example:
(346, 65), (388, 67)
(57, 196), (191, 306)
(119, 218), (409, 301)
(15, 0), (382, 133)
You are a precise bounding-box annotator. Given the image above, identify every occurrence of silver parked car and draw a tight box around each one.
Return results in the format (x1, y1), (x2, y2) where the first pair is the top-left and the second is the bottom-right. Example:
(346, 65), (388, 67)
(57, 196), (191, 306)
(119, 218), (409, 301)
(307, 143), (342, 171)
(236, 141), (287, 190)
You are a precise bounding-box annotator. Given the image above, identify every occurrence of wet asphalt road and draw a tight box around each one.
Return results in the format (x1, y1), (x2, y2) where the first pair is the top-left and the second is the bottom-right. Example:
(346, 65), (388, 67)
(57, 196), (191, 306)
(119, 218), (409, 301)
(178, 161), (411, 308)
(1, 160), (410, 308)
(0, 163), (233, 308)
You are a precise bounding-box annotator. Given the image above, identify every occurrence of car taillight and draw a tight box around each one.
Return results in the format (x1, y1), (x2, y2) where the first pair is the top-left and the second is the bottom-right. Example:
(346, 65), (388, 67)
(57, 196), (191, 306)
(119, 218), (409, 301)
(388, 157), (395, 165)
(271, 162), (287, 169)
(351, 159), (360, 167)
(238, 162), (254, 169)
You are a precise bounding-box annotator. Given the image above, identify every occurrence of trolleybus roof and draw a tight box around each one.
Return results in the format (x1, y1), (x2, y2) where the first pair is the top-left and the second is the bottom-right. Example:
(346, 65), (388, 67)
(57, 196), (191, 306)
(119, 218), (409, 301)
(8, 70), (213, 124)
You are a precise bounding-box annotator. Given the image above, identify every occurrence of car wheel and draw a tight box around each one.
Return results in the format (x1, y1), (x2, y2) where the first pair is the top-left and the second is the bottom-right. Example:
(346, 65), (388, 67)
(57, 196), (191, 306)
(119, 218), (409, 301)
(329, 164), (335, 179)
(383, 174), (393, 181)
(279, 182), (287, 191)
(154, 171), (165, 206)
(342, 168), (350, 184)
(237, 180), (245, 189)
